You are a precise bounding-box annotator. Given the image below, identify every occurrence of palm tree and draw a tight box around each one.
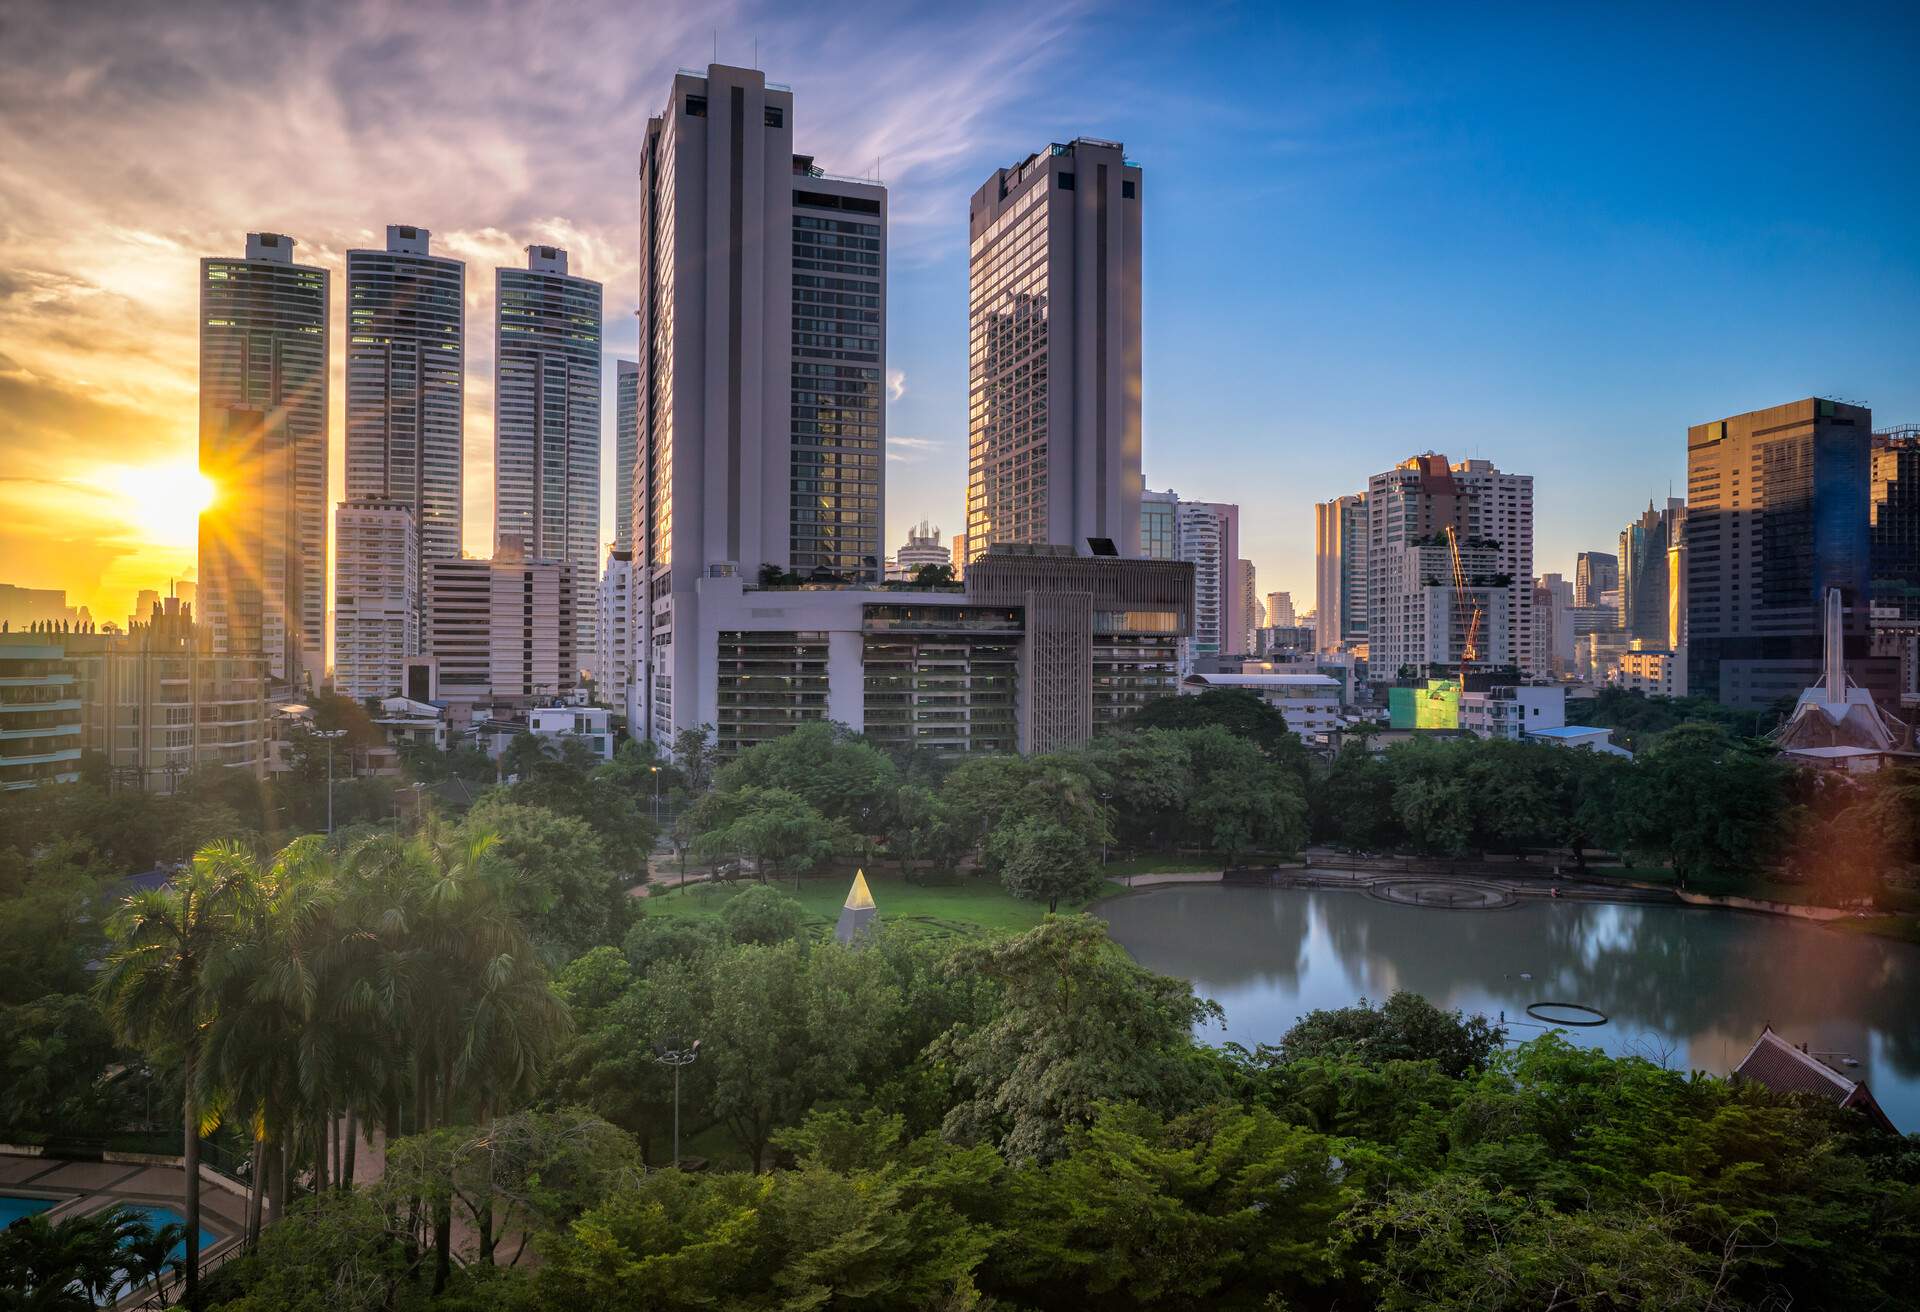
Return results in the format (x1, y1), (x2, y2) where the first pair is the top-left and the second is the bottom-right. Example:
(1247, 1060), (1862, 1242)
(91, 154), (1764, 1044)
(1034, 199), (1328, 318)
(96, 842), (255, 1301)
(119, 1213), (187, 1307)
(0, 1204), (141, 1308)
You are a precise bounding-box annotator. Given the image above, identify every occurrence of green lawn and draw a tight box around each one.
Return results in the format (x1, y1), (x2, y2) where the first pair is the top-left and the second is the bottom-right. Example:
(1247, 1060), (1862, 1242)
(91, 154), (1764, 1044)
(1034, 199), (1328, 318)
(639, 870), (1120, 941)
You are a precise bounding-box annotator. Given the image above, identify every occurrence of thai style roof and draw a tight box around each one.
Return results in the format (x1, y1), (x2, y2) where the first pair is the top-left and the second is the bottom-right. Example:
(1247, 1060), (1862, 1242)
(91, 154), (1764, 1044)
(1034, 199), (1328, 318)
(1732, 1026), (1897, 1133)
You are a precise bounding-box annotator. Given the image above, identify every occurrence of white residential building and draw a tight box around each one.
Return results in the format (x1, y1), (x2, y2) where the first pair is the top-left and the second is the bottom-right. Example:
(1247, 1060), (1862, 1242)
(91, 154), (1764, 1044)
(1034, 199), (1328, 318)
(593, 548), (634, 702)
(198, 232), (329, 687)
(1460, 684), (1566, 741)
(333, 498), (418, 699)
(614, 359), (638, 553)
(1180, 671), (1343, 740)
(964, 137), (1141, 564)
(528, 705), (614, 762)
(494, 244), (602, 668)
(1170, 497), (1245, 671)
(888, 521), (950, 580)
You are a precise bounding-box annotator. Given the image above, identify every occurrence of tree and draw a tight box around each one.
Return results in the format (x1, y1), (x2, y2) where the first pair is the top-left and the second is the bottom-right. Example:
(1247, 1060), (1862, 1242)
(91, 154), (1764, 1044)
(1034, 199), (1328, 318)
(1175, 725), (1307, 861)
(709, 721), (900, 834)
(670, 724), (717, 794)
(1265, 991), (1505, 1079)
(1619, 723), (1793, 887)
(995, 817), (1102, 912)
(466, 797), (625, 957)
(910, 562), (956, 587)
(96, 843), (254, 1301)
(691, 786), (847, 885)
(0, 1202), (147, 1308)
(1309, 742), (1402, 850)
(1125, 688), (1310, 781)
(719, 883), (806, 945)
(933, 917), (1222, 1162)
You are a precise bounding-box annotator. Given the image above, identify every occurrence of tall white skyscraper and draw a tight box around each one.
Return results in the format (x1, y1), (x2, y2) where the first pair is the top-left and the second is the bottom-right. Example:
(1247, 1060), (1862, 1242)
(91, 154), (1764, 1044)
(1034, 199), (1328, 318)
(494, 244), (602, 668)
(1170, 496), (1242, 670)
(965, 138), (1141, 563)
(343, 224), (465, 611)
(630, 64), (887, 742)
(614, 359), (639, 553)
(333, 498), (417, 699)
(1314, 492), (1368, 654)
(593, 548), (633, 699)
(1449, 459), (1535, 675)
(198, 232), (328, 686)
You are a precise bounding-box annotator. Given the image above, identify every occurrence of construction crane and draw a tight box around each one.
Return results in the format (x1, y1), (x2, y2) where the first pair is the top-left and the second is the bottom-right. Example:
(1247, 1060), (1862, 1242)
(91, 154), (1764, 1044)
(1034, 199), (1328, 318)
(1444, 524), (1483, 688)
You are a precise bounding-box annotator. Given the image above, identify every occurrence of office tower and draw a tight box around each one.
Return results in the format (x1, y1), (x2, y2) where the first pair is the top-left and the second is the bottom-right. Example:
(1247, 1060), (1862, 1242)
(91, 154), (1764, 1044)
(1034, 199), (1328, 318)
(1266, 591), (1295, 630)
(615, 360), (639, 552)
(493, 244), (603, 667)
(965, 138), (1141, 562)
(595, 548), (633, 699)
(1172, 498), (1241, 669)
(1870, 428), (1920, 699)
(1314, 493), (1369, 655)
(891, 521), (950, 579)
(198, 232), (328, 685)
(631, 64), (887, 742)
(198, 406), (291, 678)
(1686, 398), (1881, 708)
(1366, 455), (1519, 680)
(1532, 573), (1574, 677)
(1574, 552), (1618, 607)
(333, 498), (418, 699)
(343, 224), (465, 620)
(1619, 498), (1686, 647)
(790, 165), (886, 581)
(1239, 560), (1258, 654)
(951, 534), (967, 582)
(427, 535), (577, 706)
(1140, 488), (1177, 560)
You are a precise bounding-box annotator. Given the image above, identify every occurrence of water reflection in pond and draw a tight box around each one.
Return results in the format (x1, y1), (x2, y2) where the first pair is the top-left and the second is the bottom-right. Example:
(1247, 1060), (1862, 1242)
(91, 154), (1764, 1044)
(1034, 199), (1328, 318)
(1098, 884), (1920, 1131)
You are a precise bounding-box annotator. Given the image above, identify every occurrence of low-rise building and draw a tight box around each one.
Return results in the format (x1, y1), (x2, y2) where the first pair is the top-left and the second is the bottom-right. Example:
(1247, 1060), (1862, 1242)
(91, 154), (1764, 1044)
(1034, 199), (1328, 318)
(1527, 724), (1631, 758)
(1461, 684), (1566, 741)
(528, 705), (613, 761)
(1179, 672), (1343, 740)
(1614, 647), (1685, 698)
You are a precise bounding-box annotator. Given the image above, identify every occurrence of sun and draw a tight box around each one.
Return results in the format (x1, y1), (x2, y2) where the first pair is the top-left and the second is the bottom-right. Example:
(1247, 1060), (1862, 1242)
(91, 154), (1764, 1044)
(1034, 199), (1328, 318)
(103, 459), (218, 550)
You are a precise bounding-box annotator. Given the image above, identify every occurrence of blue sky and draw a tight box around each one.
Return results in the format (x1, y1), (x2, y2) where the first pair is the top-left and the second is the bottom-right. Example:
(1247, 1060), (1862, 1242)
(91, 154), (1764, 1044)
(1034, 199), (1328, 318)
(3, 0), (1916, 618)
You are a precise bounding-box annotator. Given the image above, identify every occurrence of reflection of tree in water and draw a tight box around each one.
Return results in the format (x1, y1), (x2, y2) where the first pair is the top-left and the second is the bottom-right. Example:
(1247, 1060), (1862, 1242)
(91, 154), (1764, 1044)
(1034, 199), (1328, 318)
(1103, 886), (1920, 1123)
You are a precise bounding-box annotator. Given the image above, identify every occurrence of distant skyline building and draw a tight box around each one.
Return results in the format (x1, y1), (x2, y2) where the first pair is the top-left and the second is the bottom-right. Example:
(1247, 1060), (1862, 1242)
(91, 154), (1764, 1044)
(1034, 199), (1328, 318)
(629, 64), (887, 742)
(198, 407), (295, 682)
(1619, 497), (1686, 647)
(1172, 496), (1242, 670)
(198, 232), (328, 686)
(1313, 493), (1368, 654)
(1574, 551), (1618, 608)
(594, 548), (633, 699)
(1686, 398), (1882, 708)
(1870, 427), (1920, 700)
(493, 243), (602, 668)
(888, 521), (949, 580)
(965, 137), (1141, 563)
(614, 359), (639, 553)
(426, 535), (577, 708)
(1140, 488), (1177, 561)
(343, 224), (465, 640)
(1265, 590), (1295, 629)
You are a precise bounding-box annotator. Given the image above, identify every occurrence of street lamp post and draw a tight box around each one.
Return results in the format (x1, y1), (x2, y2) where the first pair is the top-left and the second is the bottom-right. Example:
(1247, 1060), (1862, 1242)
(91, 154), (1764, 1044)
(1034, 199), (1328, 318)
(650, 1038), (700, 1167)
(314, 729), (347, 834)
(650, 765), (661, 825)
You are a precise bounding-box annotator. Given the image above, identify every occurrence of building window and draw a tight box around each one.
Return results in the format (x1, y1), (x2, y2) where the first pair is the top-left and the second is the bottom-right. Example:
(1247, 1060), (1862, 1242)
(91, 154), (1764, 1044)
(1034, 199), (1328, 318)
(764, 106), (783, 127)
(1122, 180), (1136, 199)
(1057, 172), (1075, 190)
(685, 94), (707, 117)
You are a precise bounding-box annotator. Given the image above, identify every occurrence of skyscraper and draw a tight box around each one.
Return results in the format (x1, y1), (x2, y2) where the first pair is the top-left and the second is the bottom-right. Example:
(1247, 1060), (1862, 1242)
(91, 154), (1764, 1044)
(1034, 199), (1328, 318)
(614, 359), (639, 553)
(965, 138), (1141, 562)
(1314, 493), (1368, 654)
(198, 232), (328, 685)
(494, 244), (602, 666)
(1870, 427), (1920, 699)
(1686, 398), (1881, 708)
(1266, 591), (1295, 629)
(199, 406), (291, 680)
(1365, 455), (1526, 680)
(332, 498), (417, 700)
(630, 65), (887, 742)
(343, 224), (465, 610)
(1619, 498), (1686, 647)
(1140, 488), (1177, 560)
(1174, 497), (1241, 669)
(1574, 551), (1618, 607)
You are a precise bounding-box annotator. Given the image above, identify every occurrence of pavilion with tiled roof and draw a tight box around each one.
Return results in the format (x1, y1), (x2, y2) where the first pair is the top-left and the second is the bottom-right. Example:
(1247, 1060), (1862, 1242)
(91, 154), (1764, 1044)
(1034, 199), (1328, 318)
(1732, 1026), (1898, 1133)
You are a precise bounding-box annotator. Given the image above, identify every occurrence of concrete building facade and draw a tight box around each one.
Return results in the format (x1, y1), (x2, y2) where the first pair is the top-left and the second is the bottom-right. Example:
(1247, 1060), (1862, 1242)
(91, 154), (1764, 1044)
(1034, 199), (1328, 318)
(594, 548), (634, 701)
(427, 536), (577, 708)
(1575, 551), (1618, 608)
(1314, 492), (1369, 654)
(0, 640), (82, 790)
(965, 138), (1141, 563)
(614, 359), (639, 552)
(198, 233), (328, 686)
(333, 498), (418, 700)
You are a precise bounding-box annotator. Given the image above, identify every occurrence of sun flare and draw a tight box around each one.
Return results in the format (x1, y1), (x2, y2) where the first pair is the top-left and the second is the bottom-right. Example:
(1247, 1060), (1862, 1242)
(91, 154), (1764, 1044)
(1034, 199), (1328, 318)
(101, 459), (218, 550)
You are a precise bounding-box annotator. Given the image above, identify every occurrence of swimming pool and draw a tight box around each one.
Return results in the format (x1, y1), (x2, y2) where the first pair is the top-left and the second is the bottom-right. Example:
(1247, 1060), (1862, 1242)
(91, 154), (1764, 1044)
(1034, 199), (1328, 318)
(0, 1192), (55, 1226)
(119, 1204), (217, 1264)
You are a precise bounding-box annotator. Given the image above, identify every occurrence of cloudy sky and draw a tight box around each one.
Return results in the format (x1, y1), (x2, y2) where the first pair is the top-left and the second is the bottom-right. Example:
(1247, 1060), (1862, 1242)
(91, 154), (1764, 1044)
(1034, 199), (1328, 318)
(2, 0), (1917, 627)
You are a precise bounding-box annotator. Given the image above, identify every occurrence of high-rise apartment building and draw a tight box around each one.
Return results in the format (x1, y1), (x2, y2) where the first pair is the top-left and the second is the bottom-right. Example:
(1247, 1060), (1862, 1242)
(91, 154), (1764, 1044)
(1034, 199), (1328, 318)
(630, 65), (888, 742)
(343, 225), (465, 625)
(1266, 591), (1295, 629)
(1686, 398), (1881, 708)
(1140, 488), (1177, 560)
(0, 637), (82, 790)
(1314, 493), (1369, 654)
(333, 498), (418, 699)
(1239, 560), (1258, 655)
(614, 360), (639, 552)
(427, 535), (577, 707)
(965, 138), (1141, 562)
(1171, 497), (1242, 669)
(594, 548), (634, 700)
(198, 232), (328, 686)
(493, 244), (602, 668)
(1574, 551), (1618, 608)
(198, 407), (293, 681)
(1366, 455), (1528, 680)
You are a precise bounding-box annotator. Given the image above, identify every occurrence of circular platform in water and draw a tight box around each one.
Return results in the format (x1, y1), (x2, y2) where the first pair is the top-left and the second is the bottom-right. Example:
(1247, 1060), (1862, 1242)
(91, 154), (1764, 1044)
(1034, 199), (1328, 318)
(1368, 878), (1517, 910)
(1526, 1002), (1608, 1027)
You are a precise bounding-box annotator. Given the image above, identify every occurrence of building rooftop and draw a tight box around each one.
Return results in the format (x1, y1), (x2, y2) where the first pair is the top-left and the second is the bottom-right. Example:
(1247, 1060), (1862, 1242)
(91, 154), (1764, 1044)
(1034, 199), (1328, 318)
(1733, 1026), (1897, 1132)
(1187, 673), (1340, 689)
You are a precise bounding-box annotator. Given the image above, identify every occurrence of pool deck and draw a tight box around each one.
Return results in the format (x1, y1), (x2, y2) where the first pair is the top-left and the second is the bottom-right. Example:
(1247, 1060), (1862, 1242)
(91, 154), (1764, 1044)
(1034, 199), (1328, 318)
(0, 1151), (241, 1305)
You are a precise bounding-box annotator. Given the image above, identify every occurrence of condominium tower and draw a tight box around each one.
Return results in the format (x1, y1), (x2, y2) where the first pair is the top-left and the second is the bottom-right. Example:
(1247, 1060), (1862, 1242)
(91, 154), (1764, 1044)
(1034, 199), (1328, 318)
(342, 224), (465, 625)
(332, 498), (417, 699)
(965, 138), (1141, 563)
(197, 232), (328, 686)
(493, 243), (602, 665)
(614, 359), (639, 552)
(1685, 398), (1882, 708)
(1574, 551), (1618, 608)
(1314, 492), (1368, 654)
(629, 64), (888, 742)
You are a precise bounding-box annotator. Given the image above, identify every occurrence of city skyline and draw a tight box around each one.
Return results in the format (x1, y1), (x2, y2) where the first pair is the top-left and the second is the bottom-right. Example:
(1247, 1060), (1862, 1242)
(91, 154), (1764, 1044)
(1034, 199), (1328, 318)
(3, 2), (1918, 631)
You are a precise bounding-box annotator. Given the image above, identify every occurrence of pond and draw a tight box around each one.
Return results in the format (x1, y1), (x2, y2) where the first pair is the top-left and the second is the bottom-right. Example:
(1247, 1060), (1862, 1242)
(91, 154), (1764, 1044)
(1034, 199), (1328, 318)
(1098, 883), (1920, 1132)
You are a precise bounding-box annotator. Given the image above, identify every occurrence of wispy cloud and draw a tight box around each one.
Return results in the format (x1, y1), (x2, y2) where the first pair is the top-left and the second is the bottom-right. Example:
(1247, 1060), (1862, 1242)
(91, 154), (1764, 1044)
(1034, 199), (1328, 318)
(886, 367), (907, 402)
(886, 434), (947, 464)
